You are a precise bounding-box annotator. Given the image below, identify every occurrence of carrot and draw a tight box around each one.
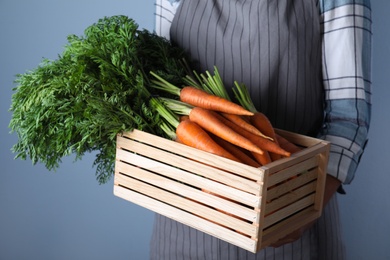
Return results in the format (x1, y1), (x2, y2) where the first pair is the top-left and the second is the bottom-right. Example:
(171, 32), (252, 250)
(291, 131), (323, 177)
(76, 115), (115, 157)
(188, 107), (264, 155)
(180, 87), (253, 116)
(213, 112), (291, 157)
(151, 97), (242, 162)
(275, 133), (303, 154)
(251, 150), (272, 166)
(249, 112), (282, 160)
(220, 112), (267, 138)
(249, 112), (275, 138)
(176, 119), (241, 162)
(150, 71), (253, 116)
(180, 115), (190, 122)
(210, 133), (261, 168)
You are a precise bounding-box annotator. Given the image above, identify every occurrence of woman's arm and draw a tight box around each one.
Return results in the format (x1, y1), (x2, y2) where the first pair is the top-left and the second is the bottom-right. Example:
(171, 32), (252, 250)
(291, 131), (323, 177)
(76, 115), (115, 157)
(318, 0), (372, 185)
(271, 0), (372, 247)
(155, 0), (180, 39)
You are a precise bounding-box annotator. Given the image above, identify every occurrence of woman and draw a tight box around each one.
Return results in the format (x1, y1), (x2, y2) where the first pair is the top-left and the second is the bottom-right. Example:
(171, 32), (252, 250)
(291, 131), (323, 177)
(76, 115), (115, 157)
(151, 0), (372, 259)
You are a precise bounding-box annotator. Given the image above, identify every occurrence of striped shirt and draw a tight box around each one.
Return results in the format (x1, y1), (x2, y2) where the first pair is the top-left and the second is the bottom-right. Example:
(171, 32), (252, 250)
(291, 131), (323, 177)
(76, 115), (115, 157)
(154, 0), (372, 185)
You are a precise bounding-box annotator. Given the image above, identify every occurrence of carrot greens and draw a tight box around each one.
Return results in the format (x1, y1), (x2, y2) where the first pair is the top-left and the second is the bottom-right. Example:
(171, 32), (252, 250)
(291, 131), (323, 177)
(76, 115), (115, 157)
(9, 15), (188, 184)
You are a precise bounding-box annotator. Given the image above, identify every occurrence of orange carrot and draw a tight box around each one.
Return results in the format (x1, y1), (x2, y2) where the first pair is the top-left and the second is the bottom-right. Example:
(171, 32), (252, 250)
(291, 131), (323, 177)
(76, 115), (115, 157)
(210, 133), (261, 168)
(180, 87), (254, 116)
(251, 150), (272, 166)
(249, 112), (275, 137)
(250, 112), (283, 160)
(275, 134), (303, 154)
(150, 72), (253, 116)
(176, 119), (241, 162)
(179, 115), (190, 122)
(188, 107), (264, 155)
(220, 112), (267, 138)
(213, 112), (291, 157)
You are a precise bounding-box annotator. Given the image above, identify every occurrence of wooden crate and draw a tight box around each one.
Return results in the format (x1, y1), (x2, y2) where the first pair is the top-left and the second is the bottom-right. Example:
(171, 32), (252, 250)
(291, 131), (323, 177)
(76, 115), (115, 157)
(113, 129), (330, 253)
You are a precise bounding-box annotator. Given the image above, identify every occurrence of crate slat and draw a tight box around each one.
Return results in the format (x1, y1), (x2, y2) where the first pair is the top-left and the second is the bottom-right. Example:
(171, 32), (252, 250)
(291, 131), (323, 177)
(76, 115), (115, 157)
(115, 172), (258, 236)
(121, 130), (262, 181)
(115, 159), (260, 221)
(260, 206), (320, 248)
(267, 155), (319, 186)
(266, 168), (318, 201)
(114, 185), (259, 252)
(116, 149), (261, 207)
(117, 135), (263, 196)
(265, 181), (317, 215)
(263, 194), (316, 228)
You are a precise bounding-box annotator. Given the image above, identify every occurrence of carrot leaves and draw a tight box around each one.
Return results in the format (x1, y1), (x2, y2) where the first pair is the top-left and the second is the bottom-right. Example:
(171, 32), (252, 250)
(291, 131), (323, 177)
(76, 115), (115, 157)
(9, 15), (188, 184)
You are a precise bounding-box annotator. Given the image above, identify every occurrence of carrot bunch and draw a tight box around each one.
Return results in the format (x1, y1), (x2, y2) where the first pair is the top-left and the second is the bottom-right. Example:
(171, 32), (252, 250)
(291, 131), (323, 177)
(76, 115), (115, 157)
(150, 68), (300, 168)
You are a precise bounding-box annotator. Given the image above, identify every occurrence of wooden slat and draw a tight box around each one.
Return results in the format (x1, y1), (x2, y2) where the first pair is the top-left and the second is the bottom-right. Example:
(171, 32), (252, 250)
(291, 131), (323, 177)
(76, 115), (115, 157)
(260, 206), (321, 249)
(117, 135), (263, 196)
(262, 142), (328, 175)
(313, 148), (329, 212)
(121, 130), (262, 180)
(266, 169), (318, 201)
(275, 128), (327, 148)
(262, 194), (315, 228)
(116, 149), (261, 207)
(115, 160), (259, 221)
(265, 181), (317, 215)
(115, 173), (258, 236)
(267, 155), (319, 187)
(113, 185), (259, 253)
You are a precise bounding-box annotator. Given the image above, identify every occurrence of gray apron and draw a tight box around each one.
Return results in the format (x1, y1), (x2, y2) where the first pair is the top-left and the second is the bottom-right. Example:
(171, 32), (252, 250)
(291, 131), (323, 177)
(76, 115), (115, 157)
(169, 0), (324, 136)
(150, 0), (345, 259)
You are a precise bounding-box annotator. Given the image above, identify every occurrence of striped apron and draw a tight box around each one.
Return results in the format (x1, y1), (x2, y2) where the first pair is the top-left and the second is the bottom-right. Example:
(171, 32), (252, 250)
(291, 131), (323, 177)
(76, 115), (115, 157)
(150, 0), (346, 259)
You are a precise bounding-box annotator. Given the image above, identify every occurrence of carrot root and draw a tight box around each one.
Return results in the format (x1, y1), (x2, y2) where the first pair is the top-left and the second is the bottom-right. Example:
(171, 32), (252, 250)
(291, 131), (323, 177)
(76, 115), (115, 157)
(221, 112), (269, 138)
(213, 112), (291, 157)
(211, 133), (261, 168)
(275, 134), (303, 154)
(180, 86), (254, 116)
(176, 119), (241, 162)
(188, 107), (264, 155)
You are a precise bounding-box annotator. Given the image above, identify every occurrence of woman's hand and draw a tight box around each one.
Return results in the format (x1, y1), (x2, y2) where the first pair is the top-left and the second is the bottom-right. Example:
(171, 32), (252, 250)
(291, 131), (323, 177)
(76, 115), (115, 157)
(270, 174), (342, 248)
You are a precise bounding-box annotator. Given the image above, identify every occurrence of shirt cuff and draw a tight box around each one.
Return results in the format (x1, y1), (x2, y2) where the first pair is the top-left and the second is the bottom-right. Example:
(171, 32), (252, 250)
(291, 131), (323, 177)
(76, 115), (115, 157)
(317, 134), (368, 185)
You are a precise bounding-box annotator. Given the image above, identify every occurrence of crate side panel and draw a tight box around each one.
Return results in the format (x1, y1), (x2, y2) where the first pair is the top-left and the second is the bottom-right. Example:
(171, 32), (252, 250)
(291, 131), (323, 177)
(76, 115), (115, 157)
(116, 148), (261, 207)
(267, 155), (319, 187)
(115, 172), (258, 236)
(113, 185), (259, 253)
(266, 168), (318, 201)
(115, 159), (259, 222)
(265, 181), (317, 215)
(117, 135), (263, 196)
(260, 206), (321, 249)
(275, 129), (326, 147)
(263, 142), (329, 175)
(263, 194), (316, 229)
(121, 130), (263, 181)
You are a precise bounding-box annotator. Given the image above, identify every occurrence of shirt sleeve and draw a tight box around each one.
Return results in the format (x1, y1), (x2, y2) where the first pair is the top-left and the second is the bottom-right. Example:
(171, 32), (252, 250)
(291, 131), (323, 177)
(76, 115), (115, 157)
(155, 0), (180, 39)
(318, 0), (372, 184)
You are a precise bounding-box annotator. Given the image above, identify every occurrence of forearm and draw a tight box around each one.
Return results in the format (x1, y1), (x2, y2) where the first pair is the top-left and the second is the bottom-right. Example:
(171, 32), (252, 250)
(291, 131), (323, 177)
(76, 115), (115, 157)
(318, 0), (372, 184)
(324, 174), (341, 205)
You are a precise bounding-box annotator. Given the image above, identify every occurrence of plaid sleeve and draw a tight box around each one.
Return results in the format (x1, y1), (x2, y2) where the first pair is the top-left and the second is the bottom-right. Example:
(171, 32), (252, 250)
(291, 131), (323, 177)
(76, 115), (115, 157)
(318, 0), (372, 184)
(155, 0), (180, 39)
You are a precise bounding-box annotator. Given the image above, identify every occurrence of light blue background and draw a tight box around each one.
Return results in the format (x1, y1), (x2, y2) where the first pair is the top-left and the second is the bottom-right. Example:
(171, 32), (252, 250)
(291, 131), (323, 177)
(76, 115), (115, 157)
(1, 1), (389, 260)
